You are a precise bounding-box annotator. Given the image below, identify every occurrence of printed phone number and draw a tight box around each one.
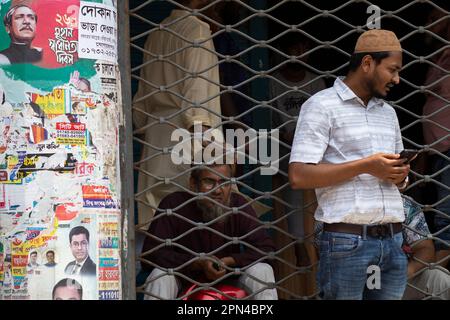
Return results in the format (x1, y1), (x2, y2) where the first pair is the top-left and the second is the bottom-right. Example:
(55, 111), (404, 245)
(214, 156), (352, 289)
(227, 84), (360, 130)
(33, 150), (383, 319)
(80, 47), (116, 57)
(99, 290), (120, 300)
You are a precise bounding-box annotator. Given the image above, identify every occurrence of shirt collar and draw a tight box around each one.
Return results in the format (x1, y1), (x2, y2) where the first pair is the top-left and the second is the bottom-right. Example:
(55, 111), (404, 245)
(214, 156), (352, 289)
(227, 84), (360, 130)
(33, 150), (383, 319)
(333, 77), (384, 109)
(77, 257), (88, 267)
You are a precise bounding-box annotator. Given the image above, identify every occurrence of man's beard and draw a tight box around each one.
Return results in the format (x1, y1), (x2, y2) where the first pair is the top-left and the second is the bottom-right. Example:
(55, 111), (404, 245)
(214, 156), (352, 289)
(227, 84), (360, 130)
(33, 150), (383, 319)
(197, 199), (230, 223)
(367, 77), (387, 99)
(371, 88), (385, 99)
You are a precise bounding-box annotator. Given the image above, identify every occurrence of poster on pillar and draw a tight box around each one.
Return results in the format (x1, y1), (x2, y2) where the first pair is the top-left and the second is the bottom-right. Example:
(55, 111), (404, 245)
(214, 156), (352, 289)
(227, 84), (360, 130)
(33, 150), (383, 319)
(0, 0), (122, 300)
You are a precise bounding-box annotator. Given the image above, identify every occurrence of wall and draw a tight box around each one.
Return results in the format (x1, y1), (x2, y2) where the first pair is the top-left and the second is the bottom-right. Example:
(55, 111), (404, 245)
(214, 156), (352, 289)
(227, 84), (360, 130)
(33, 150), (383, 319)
(0, 0), (122, 300)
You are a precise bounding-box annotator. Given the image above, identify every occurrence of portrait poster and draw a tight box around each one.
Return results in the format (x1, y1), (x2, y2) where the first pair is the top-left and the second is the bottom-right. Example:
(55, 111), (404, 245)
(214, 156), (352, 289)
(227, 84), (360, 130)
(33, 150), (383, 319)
(0, 0), (122, 300)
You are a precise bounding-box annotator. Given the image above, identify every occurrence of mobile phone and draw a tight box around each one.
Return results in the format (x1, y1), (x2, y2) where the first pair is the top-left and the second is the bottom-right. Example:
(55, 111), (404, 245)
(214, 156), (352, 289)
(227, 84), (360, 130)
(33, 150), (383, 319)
(399, 149), (419, 164)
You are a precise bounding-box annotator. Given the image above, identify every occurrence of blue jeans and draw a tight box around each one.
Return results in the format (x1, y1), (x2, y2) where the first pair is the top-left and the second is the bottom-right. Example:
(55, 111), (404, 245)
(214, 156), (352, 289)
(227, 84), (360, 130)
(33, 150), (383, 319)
(318, 231), (407, 300)
(432, 149), (450, 251)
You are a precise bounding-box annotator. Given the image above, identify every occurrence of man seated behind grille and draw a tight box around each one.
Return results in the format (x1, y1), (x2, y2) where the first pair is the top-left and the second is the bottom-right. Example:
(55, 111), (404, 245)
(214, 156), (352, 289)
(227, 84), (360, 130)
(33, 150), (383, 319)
(401, 196), (450, 300)
(140, 161), (278, 300)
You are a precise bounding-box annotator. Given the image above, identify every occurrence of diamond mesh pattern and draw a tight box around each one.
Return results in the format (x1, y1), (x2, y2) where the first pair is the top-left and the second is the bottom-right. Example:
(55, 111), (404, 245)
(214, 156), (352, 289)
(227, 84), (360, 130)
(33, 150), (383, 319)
(124, 0), (450, 300)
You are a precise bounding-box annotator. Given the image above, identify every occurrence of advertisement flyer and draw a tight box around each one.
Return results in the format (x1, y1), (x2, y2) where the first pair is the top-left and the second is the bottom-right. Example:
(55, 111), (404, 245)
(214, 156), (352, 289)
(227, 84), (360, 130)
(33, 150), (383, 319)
(0, 0), (121, 300)
(78, 1), (117, 63)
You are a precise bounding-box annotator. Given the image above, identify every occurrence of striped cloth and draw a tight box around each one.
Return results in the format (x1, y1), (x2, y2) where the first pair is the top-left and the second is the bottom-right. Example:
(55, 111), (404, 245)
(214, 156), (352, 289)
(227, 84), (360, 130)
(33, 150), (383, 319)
(290, 77), (405, 224)
(313, 196), (430, 247)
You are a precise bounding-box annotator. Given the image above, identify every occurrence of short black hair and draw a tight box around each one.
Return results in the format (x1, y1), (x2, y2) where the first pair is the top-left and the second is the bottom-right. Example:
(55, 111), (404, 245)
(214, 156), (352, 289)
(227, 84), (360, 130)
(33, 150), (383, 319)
(3, 5), (37, 27)
(69, 226), (90, 243)
(52, 278), (83, 300)
(46, 250), (55, 256)
(30, 251), (37, 256)
(348, 52), (391, 72)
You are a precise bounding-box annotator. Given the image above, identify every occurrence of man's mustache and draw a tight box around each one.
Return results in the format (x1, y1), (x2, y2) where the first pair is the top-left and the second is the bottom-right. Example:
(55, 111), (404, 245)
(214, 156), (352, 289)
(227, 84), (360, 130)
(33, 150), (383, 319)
(20, 26), (34, 31)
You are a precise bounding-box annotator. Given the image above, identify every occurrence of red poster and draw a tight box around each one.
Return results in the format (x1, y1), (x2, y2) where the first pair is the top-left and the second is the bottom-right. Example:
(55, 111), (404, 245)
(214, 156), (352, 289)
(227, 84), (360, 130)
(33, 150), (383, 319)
(56, 122), (86, 131)
(82, 185), (112, 200)
(20, 0), (80, 68)
(98, 267), (120, 281)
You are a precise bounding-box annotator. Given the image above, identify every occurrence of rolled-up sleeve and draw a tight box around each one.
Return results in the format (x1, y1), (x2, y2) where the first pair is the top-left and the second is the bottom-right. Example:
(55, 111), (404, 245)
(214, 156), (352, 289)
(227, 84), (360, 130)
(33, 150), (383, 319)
(289, 97), (330, 164)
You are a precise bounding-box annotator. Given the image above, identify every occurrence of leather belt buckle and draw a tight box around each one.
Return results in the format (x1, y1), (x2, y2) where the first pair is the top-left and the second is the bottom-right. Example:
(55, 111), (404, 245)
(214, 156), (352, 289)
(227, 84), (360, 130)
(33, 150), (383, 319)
(367, 224), (391, 238)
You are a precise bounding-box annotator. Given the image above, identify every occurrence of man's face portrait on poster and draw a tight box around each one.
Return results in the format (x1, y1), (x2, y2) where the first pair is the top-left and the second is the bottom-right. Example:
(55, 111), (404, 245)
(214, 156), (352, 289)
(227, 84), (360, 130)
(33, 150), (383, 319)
(6, 5), (37, 43)
(70, 232), (89, 263)
(65, 226), (96, 276)
(0, 5), (42, 65)
(52, 278), (83, 300)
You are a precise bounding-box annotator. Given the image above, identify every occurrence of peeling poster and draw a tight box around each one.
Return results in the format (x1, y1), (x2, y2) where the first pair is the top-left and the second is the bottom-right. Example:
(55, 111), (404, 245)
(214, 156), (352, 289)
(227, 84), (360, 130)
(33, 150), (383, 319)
(0, 0), (122, 300)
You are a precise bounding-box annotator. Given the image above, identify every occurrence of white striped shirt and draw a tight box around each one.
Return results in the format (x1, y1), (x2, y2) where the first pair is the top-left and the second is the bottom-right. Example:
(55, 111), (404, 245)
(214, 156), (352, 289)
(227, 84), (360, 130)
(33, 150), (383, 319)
(290, 77), (405, 224)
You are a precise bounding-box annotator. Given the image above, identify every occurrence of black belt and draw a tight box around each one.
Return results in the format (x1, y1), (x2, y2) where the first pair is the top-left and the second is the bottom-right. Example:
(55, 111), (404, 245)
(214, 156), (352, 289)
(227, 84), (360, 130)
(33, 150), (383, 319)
(323, 222), (402, 238)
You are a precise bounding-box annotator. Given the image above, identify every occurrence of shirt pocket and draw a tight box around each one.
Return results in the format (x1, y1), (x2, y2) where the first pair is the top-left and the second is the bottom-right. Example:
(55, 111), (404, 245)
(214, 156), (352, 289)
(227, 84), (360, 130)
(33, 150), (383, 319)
(331, 113), (371, 155)
(370, 113), (397, 153)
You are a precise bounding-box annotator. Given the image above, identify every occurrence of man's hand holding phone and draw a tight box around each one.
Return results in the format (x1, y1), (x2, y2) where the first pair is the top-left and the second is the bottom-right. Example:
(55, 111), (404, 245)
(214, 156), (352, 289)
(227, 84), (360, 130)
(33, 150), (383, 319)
(366, 153), (409, 184)
(396, 149), (419, 190)
(399, 149), (419, 164)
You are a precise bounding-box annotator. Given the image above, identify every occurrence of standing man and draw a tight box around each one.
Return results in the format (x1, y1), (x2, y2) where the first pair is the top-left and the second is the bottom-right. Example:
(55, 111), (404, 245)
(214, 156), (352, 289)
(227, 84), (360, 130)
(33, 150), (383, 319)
(64, 226), (96, 276)
(289, 30), (410, 299)
(269, 32), (326, 269)
(422, 5), (450, 269)
(0, 4), (42, 65)
(133, 0), (222, 226)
